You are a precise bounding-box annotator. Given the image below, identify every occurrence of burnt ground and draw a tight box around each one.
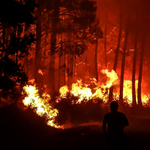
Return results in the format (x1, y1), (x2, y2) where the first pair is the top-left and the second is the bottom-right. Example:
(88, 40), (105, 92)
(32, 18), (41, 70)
(1, 104), (150, 150)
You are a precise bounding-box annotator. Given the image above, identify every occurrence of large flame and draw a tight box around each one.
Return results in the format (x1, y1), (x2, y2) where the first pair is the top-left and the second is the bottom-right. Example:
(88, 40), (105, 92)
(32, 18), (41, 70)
(101, 69), (119, 88)
(22, 85), (61, 128)
(59, 69), (119, 104)
(122, 80), (149, 106)
(58, 69), (149, 106)
(70, 80), (93, 103)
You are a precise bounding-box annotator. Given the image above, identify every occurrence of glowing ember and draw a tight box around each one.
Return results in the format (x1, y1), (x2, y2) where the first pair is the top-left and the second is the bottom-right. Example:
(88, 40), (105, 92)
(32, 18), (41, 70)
(22, 85), (61, 128)
(38, 69), (44, 75)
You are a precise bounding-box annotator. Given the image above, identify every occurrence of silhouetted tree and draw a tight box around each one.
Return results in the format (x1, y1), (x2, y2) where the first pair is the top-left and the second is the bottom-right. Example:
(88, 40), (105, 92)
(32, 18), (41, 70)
(109, 1), (123, 102)
(35, 0), (43, 92)
(119, 13), (130, 103)
(88, 20), (103, 81)
(0, 0), (36, 103)
(132, 12), (139, 107)
(138, 36), (145, 107)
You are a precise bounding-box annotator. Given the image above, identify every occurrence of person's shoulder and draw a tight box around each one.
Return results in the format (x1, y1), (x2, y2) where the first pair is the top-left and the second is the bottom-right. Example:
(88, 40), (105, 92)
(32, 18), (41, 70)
(117, 111), (126, 117)
(104, 112), (111, 117)
(117, 111), (124, 114)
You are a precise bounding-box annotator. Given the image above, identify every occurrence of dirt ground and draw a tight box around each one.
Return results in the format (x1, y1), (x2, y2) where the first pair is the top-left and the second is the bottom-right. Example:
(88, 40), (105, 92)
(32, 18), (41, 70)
(1, 105), (150, 150)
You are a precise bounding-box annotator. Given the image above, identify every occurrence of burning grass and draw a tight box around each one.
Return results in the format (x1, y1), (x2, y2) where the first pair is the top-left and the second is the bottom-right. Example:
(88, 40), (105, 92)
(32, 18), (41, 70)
(55, 94), (108, 128)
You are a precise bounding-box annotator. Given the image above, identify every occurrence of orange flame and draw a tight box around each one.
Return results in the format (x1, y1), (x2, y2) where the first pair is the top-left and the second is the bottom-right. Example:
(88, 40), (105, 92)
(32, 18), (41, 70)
(101, 69), (119, 88)
(122, 80), (149, 106)
(22, 69), (150, 129)
(59, 69), (149, 106)
(22, 85), (61, 128)
(59, 85), (69, 98)
(70, 80), (93, 103)
(59, 69), (119, 103)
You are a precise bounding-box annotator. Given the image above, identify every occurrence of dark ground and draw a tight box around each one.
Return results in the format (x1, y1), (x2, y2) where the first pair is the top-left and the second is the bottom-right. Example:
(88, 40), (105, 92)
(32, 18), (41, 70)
(1, 104), (150, 150)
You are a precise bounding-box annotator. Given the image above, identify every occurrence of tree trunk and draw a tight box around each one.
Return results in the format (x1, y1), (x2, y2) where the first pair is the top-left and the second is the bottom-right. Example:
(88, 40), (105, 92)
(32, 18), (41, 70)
(35, 6), (42, 91)
(138, 36), (146, 107)
(132, 13), (138, 107)
(58, 33), (63, 89)
(63, 53), (66, 85)
(67, 54), (70, 87)
(2, 24), (6, 56)
(109, 6), (122, 102)
(24, 23), (29, 77)
(74, 57), (77, 81)
(119, 14), (130, 103)
(67, 33), (72, 87)
(49, 0), (60, 100)
(69, 54), (74, 85)
(104, 10), (108, 67)
(58, 51), (61, 90)
(95, 39), (98, 81)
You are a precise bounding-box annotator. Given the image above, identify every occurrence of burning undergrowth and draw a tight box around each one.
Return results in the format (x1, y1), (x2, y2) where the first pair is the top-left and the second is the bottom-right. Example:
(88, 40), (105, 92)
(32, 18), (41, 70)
(22, 85), (61, 128)
(55, 94), (108, 128)
(21, 83), (109, 129)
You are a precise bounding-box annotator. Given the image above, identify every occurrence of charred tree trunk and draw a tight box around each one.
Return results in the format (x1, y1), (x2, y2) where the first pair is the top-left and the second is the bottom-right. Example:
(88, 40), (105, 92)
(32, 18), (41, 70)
(109, 6), (122, 102)
(119, 14), (130, 103)
(138, 36), (146, 107)
(58, 52), (61, 89)
(67, 33), (72, 87)
(49, 0), (60, 100)
(0, 24), (6, 101)
(71, 55), (74, 81)
(67, 54), (70, 87)
(24, 23), (29, 77)
(63, 53), (66, 85)
(0, 29), (3, 58)
(2, 24), (6, 56)
(95, 39), (98, 81)
(74, 57), (77, 81)
(132, 13), (138, 107)
(35, 5), (42, 91)
(58, 39), (62, 90)
(104, 10), (108, 67)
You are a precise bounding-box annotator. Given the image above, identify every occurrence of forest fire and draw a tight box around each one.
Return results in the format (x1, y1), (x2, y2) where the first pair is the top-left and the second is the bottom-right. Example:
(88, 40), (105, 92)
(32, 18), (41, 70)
(22, 69), (150, 129)
(2, 0), (150, 149)
(119, 80), (149, 106)
(58, 69), (118, 104)
(58, 69), (149, 106)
